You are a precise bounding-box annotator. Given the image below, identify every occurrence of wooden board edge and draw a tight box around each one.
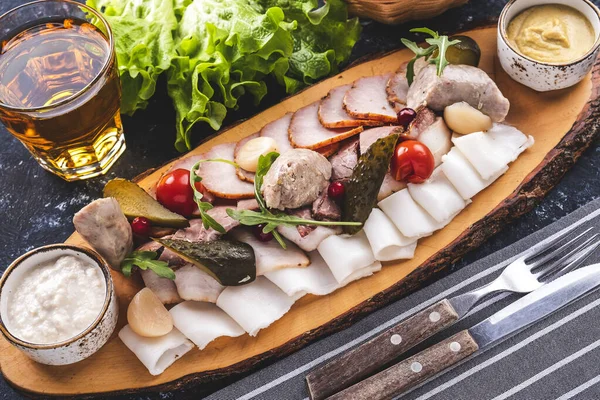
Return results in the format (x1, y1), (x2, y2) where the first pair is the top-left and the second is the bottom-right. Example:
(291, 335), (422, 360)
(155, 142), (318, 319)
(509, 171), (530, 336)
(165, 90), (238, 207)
(5, 20), (598, 399)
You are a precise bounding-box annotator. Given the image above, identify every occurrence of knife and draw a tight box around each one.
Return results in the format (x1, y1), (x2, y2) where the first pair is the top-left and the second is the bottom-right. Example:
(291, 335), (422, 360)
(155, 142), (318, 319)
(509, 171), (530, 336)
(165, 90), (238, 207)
(325, 263), (600, 400)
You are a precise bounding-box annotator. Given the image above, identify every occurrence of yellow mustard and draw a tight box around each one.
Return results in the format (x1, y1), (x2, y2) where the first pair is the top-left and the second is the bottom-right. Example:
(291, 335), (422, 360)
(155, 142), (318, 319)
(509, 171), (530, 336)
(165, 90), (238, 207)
(507, 4), (596, 63)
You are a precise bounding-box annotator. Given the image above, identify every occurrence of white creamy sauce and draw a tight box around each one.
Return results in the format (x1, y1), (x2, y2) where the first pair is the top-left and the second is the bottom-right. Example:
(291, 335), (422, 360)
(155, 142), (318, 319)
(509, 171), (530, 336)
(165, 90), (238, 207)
(7, 255), (106, 344)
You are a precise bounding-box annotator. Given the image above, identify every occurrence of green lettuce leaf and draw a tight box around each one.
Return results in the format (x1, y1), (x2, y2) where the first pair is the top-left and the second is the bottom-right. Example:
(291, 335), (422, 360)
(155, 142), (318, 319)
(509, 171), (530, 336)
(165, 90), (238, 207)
(87, 0), (361, 151)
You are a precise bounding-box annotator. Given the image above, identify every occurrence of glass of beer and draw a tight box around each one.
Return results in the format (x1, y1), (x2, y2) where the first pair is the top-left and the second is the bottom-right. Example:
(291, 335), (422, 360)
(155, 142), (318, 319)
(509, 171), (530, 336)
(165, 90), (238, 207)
(0, 0), (124, 181)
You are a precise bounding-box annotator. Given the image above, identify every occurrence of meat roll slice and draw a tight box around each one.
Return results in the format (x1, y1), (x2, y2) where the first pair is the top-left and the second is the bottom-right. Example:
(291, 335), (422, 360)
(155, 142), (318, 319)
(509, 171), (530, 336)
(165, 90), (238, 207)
(233, 132), (258, 183)
(260, 113), (294, 153)
(319, 84), (384, 128)
(195, 143), (254, 199)
(289, 101), (363, 149)
(407, 64), (510, 122)
(344, 74), (398, 123)
(73, 198), (133, 269)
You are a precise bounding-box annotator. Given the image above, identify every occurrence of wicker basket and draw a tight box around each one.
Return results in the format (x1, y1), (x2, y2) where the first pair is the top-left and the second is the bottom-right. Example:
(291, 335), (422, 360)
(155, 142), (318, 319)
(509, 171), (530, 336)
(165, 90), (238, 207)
(345, 0), (469, 24)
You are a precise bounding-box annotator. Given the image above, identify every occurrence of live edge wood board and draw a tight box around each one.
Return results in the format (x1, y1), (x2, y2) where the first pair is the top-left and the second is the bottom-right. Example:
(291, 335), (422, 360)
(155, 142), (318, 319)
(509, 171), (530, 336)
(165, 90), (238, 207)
(1, 25), (599, 398)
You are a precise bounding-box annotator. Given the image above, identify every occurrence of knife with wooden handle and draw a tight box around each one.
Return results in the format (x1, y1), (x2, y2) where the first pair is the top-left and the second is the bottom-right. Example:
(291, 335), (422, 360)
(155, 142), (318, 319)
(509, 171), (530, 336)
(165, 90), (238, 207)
(305, 300), (460, 400)
(327, 263), (600, 400)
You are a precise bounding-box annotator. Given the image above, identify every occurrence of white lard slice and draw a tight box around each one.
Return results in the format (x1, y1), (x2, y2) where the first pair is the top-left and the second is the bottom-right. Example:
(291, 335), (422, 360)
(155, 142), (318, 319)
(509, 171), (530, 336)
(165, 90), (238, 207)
(407, 167), (467, 223)
(363, 208), (418, 261)
(452, 123), (534, 180)
(169, 301), (245, 350)
(338, 261), (382, 287)
(277, 225), (342, 252)
(174, 265), (224, 303)
(441, 147), (508, 200)
(230, 229), (310, 276)
(118, 325), (193, 376)
(216, 277), (294, 337)
(317, 230), (377, 284)
(264, 251), (339, 298)
(417, 117), (452, 167)
(378, 189), (449, 238)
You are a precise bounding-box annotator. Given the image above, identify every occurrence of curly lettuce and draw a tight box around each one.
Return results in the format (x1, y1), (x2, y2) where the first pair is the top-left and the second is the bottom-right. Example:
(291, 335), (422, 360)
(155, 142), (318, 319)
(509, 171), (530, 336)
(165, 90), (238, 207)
(87, 0), (361, 151)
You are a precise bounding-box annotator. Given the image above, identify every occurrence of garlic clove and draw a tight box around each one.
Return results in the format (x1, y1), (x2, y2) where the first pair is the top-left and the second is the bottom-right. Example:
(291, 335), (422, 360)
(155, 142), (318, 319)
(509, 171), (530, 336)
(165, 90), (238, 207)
(127, 287), (173, 338)
(235, 137), (278, 172)
(443, 102), (493, 135)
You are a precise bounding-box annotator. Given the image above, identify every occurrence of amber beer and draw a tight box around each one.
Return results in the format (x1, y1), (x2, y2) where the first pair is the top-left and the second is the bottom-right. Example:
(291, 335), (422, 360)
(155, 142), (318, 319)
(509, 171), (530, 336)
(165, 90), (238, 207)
(0, 1), (124, 181)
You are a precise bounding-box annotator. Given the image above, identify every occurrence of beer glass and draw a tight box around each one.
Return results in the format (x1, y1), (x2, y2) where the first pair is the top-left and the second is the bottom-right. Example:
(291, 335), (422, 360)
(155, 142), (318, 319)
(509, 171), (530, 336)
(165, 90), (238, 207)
(0, 0), (124, 181)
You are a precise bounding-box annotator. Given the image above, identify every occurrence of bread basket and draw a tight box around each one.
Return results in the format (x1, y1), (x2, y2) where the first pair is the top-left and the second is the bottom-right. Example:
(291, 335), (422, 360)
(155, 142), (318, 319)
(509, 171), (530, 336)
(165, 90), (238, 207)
(345, 0), (469, 24)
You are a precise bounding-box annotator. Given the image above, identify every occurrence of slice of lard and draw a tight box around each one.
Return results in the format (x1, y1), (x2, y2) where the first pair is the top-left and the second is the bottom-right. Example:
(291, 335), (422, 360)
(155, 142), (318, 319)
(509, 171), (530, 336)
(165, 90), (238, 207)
(378, 189), (450, 238)
(317, 230), (377, 284)
(442, 147), (508, 200)
(408, 167), (468, 223)
(452, 123), (534, 180)
(363, 208), (418, 262)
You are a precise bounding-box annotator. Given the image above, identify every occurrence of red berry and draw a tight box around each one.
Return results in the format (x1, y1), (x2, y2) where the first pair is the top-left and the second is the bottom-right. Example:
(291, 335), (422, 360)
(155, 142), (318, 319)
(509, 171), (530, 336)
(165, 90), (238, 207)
(131, 217), (152, 236)
(253, 224), (274, 242)
(327, 181), (345, 201)
(397, 107), (417, 128)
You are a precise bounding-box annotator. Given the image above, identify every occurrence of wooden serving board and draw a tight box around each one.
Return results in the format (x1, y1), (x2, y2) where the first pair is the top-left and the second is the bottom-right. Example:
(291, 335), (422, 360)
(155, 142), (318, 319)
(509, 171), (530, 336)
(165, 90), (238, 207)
(1, 25), (599, 397)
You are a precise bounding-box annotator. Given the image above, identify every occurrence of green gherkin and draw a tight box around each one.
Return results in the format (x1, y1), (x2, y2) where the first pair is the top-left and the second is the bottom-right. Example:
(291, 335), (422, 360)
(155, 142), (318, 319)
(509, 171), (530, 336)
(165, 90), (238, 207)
(342, 134), (399, 235)
(155, 239), (256, 286)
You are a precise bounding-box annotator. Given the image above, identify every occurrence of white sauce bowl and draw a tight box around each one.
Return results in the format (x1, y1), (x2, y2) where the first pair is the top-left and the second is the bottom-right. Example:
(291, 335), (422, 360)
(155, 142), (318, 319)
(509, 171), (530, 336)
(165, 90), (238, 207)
(0, 244), (118, 365)
(498, 0), (600, 91)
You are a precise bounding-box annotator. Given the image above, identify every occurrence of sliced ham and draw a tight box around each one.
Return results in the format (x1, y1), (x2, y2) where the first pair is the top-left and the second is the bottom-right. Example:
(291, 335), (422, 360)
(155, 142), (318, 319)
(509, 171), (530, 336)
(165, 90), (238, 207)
(237, 198), (259, 211)
(359, 126), (402, 154)
(260, 112), (294, 153)
(317, 142), (341, 158)
(195, 143), (254, 199)
(408, 107), (437, 139)
(216, 277), (294, 336)
(344, 74), (398, 123)
(233, 132), (258, 183)
(277, 225), (342, 252)
(330, 138), (358, 181)
(417, 117), (452, 167)
(140, 269), (182, 305)
(172, 206), (238, 242)
(319, 84), (384, 128)
(174, 265), (224, 303)
(230, 229), (310, 275)
(289, 102), (363, 149)
(170, 302), (245, 350)
(386, 70), (409, 112)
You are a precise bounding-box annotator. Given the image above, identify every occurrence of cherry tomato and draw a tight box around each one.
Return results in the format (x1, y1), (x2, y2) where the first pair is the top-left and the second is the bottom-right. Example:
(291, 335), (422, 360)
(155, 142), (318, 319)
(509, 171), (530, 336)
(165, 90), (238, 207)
(156, 169), (197, 217)
(390, 140), (435, 184)
(131, 217), (152, 236)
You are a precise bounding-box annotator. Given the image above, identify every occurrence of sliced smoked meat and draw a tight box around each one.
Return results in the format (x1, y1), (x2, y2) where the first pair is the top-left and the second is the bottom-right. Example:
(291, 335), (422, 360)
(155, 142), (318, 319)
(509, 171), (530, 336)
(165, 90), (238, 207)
(386, 70), (409, 112)
(359, 126), (402, 154)
(260, 112), (293, 153)
(319, 84), (384, 128)
(289, 101), (363, 149)
(329, 137), (359, 181)
(233, 132), (258, 183)
(344, 74), (398, 123)
(195, 143), (254, 199)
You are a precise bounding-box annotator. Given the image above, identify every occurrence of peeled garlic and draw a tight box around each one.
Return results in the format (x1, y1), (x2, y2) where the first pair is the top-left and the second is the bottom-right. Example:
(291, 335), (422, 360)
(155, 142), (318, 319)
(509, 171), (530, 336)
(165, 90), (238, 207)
(235, 137), (278, 172)
(443, 102), (493, 135)
(128, 288), (173, 338)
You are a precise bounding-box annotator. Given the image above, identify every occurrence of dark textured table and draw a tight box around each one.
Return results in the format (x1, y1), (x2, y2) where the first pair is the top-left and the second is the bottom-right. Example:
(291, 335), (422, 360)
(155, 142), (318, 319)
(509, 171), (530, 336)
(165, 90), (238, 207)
(0, 0), (598, 399)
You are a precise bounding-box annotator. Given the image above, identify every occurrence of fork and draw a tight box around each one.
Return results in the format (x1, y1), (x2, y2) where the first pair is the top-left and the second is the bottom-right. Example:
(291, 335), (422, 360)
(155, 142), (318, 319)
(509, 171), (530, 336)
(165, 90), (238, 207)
(306, 226), (599, 400)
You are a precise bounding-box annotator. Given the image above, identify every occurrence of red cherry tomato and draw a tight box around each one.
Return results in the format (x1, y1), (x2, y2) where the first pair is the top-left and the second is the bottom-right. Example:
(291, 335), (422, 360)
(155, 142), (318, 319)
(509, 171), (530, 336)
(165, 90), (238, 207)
(390, 140), (435, 184)
(156, 169), (197, 217)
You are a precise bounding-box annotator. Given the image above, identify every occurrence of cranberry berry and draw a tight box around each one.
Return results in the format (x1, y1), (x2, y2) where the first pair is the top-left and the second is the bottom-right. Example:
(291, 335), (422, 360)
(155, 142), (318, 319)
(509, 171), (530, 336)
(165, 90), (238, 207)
(397, 107), (417, 129)
(131, 217), (152, 236)
(327, 181), (345, 201)
(253, 224), (274, 242)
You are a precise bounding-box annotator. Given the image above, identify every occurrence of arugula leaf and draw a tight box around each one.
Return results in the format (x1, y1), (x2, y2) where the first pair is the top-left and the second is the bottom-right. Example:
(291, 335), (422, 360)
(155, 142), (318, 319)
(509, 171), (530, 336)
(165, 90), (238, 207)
(226, 151), (362, 249)
(401, 28), (461, 85)
(189, 158), (239, 234)
(120, 251), (175, 280)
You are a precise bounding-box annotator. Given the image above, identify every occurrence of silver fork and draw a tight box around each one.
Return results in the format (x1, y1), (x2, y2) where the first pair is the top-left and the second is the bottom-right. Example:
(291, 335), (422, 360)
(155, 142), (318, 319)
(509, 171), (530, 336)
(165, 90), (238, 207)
(306, 226), (600, 400)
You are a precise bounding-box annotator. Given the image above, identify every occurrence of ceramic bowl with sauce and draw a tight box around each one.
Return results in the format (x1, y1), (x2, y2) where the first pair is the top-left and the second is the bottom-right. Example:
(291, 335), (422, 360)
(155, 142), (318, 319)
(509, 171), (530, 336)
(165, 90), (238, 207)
(0, 244), (118, 365)
(498, 0), (600, 91)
